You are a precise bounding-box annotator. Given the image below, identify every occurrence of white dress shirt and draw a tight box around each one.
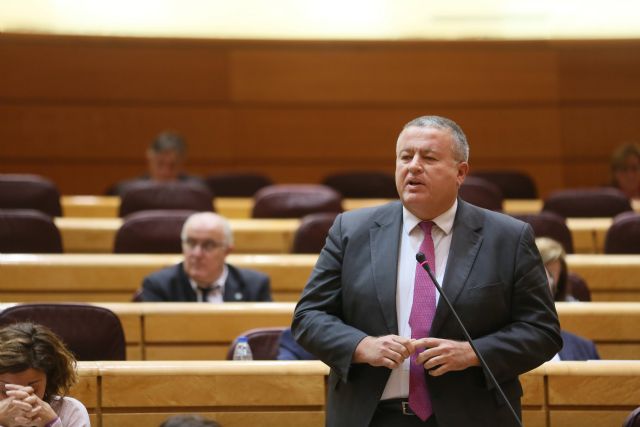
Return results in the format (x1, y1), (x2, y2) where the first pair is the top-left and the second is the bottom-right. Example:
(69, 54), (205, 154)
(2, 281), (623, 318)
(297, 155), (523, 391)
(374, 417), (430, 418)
(189, 264), (228, 303)
(381, 200), (457, 400)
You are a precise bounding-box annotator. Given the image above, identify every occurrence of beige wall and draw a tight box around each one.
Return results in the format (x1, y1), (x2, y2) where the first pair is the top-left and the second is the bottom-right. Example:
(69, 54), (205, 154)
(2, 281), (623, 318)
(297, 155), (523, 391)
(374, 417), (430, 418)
(1, 34), (640, 195)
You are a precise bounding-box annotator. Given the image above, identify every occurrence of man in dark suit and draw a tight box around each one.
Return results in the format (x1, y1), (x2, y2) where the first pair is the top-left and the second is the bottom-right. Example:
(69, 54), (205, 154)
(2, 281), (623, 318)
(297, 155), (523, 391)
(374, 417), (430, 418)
(139, 212), (272, 302)
(108, 131), (205, 196)
(292, 116), (562, 427)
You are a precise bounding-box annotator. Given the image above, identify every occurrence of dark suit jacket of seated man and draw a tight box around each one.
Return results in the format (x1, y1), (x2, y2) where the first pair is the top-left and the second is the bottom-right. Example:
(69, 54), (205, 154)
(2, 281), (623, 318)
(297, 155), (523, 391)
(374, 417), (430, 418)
(292, 116), (562, 427)
(139, 211), (272, 303)
(140, 262), (271, 302)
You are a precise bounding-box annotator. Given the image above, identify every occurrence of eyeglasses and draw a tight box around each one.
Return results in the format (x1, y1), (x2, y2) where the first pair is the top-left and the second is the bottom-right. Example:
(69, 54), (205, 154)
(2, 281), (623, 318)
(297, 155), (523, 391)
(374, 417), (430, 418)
(182, 238), (226, 252)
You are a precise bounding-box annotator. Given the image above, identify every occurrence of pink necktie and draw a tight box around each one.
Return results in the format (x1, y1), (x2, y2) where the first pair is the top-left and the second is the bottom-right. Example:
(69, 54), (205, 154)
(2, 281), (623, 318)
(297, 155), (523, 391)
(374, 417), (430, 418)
(408, 221), (436, 421)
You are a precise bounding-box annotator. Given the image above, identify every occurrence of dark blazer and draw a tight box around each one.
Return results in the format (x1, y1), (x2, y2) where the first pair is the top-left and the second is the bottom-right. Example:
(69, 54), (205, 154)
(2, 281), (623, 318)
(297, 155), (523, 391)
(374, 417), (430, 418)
(140, 262), (272, 302)
(292, 199), (562, 427)
(277, 328), (316, 361)
(107, 174), (205, 196)
(559, 330), (600, 361)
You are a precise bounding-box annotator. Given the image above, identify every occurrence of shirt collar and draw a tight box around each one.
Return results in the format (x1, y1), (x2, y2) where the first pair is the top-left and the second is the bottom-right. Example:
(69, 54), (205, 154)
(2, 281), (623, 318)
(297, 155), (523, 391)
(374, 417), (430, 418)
(402, 199), (457, 236)
(189, 264), (228, 292)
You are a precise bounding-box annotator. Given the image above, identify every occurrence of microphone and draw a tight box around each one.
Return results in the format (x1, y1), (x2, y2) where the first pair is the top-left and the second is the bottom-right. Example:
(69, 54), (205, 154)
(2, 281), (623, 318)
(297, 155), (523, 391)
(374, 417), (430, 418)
(416, 252), (523, 427)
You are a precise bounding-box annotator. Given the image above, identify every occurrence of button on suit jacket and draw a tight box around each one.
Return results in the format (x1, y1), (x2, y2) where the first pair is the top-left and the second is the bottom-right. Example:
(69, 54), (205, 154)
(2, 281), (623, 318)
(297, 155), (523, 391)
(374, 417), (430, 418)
(293, 199), (562, 427)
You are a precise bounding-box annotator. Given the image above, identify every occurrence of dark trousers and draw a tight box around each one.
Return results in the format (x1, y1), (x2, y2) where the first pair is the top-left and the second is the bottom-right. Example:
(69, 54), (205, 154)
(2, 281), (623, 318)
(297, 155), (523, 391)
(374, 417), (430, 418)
(370, 400), (438, 427)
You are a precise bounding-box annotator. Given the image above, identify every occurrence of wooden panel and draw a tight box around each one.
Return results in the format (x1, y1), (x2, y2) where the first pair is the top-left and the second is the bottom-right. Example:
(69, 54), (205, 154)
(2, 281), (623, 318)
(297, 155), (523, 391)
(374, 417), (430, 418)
(99, 361), (327, 407)
(556, 40), (640, 101)
(557, 302), (640, 340)
(597, 344), (640, 360)
(522, 411), (546, 427)
(548, 375), (640, 406)
(0, 34), (229, 102)
(142, 303), (294, 342)
(102, 412), (324, 427)
(549, 410), (631, 427)
(144, 345), (229, 361)
(53, 217), (299, 253)
(521, 374), (544, 405)
(231, 43), (558, 104)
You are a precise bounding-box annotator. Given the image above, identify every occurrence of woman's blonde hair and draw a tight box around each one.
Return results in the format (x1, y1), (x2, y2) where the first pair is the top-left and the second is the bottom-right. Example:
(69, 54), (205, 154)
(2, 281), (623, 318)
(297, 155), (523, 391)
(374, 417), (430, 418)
(0, 322), (78, 402)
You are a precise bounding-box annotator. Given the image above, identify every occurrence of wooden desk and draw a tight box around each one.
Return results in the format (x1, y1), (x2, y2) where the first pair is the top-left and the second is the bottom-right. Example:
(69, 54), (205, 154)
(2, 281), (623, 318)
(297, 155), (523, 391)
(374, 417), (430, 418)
(0, 253), (315, 302)
(3, 254), (640, 302)
(54, 217), (300, 253)
(75, 361), (327, 427)
(61, 195), (640, 219)
(70, 360), (640, 427)
(1, 300), (638, 361)
(53, 216), (613, 254)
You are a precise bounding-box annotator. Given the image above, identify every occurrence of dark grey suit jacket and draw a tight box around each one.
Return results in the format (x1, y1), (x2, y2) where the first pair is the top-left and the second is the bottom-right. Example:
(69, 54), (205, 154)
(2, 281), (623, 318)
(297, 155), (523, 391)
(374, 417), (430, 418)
(292, 199), (562, 427)
(559, 330), (600, 361)
(140, 262), (272, 302)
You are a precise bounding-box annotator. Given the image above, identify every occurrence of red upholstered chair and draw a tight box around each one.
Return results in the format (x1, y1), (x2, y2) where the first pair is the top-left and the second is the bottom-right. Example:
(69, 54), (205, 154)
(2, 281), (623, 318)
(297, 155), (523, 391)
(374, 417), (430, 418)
(0, 209), (63, 253)
(567, 272), (591, 302)
(226, 327), (286, 360)
(322, 171), (398, 199)
(119, 181), (214, 217)
(292, 212), (339, 253)
(623, 406), (640, 427)
(252, 184), (343, 218)
(470, 171), (537, 199)
(604, 212), (640, 254)
(459, 176), (503, 211)
(512, 212), (574, 254)
(0, 303), (126, 360)
(114, 210), (194, 253)
(0, 174), (62, 217)
(204, 173), (273, 197)
(542, 188), (633, 218)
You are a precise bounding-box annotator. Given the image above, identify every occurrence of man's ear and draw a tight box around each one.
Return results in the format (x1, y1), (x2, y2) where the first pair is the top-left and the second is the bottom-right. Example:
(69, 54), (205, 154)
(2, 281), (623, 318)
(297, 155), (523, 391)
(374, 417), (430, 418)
(457, 162), (469, 186)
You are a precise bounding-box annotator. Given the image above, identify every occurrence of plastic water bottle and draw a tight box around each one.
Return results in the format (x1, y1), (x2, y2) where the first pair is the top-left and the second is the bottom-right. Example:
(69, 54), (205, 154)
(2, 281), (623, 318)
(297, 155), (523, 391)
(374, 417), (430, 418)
(232, 336), (253, 360)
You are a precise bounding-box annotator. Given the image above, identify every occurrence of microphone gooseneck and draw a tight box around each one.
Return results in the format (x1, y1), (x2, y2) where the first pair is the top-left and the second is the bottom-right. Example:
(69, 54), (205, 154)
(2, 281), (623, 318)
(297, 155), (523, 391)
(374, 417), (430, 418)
(415, 252), (523, 427)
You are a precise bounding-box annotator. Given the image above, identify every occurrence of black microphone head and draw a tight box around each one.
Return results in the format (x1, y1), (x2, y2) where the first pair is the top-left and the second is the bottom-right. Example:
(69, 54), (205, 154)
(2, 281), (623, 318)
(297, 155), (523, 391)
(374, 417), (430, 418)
(416, 252), (426, 263)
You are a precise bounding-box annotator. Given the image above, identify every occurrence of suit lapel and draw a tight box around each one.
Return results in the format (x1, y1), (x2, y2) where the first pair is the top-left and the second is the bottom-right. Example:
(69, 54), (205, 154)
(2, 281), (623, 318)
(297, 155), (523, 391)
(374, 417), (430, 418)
(370, 202), (403, 334)
(223, 265), (244, 302)
(178, 263), (198, 302)
(431, 199), (483, 336)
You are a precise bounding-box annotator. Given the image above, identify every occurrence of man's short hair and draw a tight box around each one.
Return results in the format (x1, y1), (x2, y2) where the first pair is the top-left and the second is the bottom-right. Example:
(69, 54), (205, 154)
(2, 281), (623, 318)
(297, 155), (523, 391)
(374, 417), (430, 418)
(150, 131), (187, 156)
(181, 212), (234, 247)
(159, 414), (220, 427)
(403, 115), (469, 162)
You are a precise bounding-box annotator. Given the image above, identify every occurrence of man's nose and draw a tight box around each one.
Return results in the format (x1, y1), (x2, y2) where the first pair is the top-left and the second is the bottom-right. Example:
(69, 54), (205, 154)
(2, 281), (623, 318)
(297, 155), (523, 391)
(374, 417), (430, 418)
(408, 154), (424, 172)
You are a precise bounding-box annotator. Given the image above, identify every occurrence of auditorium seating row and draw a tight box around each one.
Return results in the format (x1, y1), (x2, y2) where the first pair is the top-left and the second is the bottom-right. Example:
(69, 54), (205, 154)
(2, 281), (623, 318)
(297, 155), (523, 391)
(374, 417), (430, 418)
(2, 253), (639, 302)
(61, 195), (640, 219)
(69, 360), (640, 427)
(0, 302), (636, 361)
(49, 216), (618, 253)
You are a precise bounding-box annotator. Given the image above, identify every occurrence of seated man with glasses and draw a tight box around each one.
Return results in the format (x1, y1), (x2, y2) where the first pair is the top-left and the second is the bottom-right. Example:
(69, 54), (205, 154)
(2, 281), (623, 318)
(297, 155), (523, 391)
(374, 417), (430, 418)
(139, 212), (272, 302)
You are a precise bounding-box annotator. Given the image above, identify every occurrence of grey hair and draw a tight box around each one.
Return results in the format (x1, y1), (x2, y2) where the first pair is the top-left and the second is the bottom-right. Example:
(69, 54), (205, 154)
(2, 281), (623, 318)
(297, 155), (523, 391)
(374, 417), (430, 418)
(403, 116), (469, 162)
(150, 131), (186, 156)
(181, 212), (234, 247)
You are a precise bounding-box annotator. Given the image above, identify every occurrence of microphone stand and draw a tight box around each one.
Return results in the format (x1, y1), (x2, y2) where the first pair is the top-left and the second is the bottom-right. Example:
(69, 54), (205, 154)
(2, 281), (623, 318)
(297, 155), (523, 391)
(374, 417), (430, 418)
(416, 252), (523, 427)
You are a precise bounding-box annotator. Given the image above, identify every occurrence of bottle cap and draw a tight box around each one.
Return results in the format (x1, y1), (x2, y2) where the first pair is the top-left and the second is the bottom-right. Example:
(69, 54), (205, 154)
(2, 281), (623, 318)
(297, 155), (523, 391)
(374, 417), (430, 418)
(237, 336), (248, 343)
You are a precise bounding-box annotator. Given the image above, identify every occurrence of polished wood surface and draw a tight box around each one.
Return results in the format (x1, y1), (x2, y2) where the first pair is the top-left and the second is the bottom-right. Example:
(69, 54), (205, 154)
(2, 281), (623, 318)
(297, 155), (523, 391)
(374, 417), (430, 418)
(74, 361), (326, 427)
(1, 301), (638, 361)
(3, 35), (640, 196)
(52, 215), (618, 254)
(54, 217), (300, 253)
(60, 196), (640, 219)
(69, 360), (640, 427)
(2, 254), (640, 302)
